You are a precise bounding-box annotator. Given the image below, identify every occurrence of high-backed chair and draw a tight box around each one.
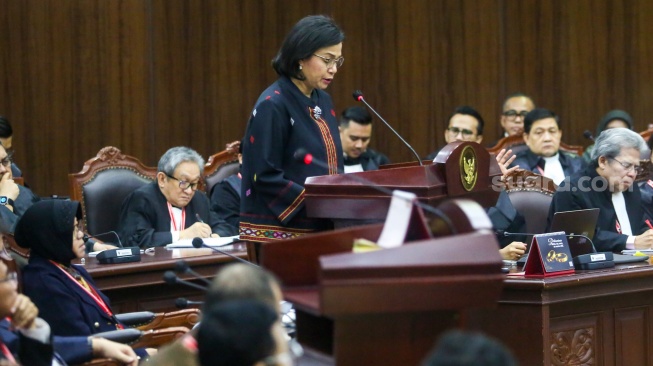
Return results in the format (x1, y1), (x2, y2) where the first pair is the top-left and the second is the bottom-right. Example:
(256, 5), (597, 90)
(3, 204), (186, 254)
(69, 146), (157, 235)
(501, 169), (557, 234)
(487, 135), (584, 157)
(202, 140), (240, 194)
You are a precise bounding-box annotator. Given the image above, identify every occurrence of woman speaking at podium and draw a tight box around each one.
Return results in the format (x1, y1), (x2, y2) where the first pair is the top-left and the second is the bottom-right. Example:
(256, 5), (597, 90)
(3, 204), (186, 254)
(240, 15), (345, 243)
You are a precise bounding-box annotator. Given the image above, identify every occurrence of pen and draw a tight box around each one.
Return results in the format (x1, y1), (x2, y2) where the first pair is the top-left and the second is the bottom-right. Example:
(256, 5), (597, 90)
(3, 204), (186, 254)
(646, 219), (653, 230)
(195, 213), (205, 224)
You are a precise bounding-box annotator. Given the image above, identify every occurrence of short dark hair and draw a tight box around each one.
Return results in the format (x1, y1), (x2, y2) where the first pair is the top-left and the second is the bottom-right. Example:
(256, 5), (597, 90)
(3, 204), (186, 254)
(340, 106), (372, 127)
(502, 92), (535, 110)
(447, 106), (485, 136)
(0, 116), (13, 139)
(524, 108), (559, 133)
(197, 300), (277, 366)
(272, 15), (345, 80)
(422, 330), (517, 366)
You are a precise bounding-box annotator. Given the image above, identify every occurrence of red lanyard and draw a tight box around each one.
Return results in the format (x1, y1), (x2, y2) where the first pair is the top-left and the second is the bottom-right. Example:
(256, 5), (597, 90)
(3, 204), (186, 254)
(0, 341), (15, 363)
(52, 261), (123, 329)
(167, 202), (186, 231)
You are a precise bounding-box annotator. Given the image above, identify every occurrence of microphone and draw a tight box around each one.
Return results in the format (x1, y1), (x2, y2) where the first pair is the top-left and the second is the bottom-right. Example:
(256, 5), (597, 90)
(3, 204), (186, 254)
(83, 230), (123, 248)
(175, 297), (204, 309)
(294, 149), (457, 234)
(174, 260), (212, 286)
(163, 270), (208, 291)
(191, 237), (259, 267)
(353, 90), (423, 166)
(583, 130), (595, 142)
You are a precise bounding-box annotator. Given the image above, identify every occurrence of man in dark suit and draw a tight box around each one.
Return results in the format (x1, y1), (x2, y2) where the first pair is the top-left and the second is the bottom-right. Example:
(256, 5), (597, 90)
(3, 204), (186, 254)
(118, 146), (236, 248)
(509, 108), (585, 185)
(339, 106), (390, 173)
(548, 128), (653, 252)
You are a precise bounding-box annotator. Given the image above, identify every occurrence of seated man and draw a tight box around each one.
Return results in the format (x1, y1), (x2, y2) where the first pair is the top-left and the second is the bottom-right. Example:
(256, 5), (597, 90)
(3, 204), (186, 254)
(119, 146), (237, 248)
(147, 263), (287, 366)
(210, 142), (243, 231)
(0, 116), (23, 179)
(548, 128), (653, 252)
(509, 108), (585, 185)
(0, 259), (138, 365)
(0, 143), (38, 234)
(494, 93), (535, 144)
(425, 106), (484, 160)
(338, 106), (390, 173)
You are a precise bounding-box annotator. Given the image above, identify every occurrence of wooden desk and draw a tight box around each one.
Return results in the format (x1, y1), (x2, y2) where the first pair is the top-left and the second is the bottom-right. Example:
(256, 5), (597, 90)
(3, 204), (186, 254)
(72, 244), (248, 313)
(469, 261), (653, 366)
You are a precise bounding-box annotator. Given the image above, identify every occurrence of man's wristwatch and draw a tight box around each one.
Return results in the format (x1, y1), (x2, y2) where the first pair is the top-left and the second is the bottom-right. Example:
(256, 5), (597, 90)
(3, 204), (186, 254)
(0, 196), (14, 207)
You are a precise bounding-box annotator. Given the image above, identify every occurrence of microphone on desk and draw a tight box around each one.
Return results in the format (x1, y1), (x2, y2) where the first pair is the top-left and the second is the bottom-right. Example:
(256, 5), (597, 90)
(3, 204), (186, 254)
(293, 148), (458, 234)
(353, 90), (423, 166)
(175, 297), (204, 309)
(84, 230), (123, 248)
(174, 260), (212, 286)
(191, 237), (259, 267)
(583, 130), (595, 142)
(163, 270), (208, 291)
(502, 231), (613, 270)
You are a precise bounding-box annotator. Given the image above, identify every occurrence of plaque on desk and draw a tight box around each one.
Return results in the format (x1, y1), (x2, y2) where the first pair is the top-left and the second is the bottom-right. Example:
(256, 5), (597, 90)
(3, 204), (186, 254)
(524, 232), (575, 278)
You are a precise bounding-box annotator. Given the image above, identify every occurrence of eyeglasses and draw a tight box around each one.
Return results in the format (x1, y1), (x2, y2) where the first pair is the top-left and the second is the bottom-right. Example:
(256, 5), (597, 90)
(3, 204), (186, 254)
(503, 110), (529, 120)
(0, 272), (17, 283)
(0, 153), (13, 167)
(313, 54), (344, 69)
(447, 126), (475, 137)
(609, 157), (644, 174)
(166, 174), (199, 191)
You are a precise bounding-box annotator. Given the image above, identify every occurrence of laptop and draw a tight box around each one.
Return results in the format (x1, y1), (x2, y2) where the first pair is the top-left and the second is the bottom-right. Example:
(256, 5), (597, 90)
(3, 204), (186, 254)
(550, 208), (647, 265)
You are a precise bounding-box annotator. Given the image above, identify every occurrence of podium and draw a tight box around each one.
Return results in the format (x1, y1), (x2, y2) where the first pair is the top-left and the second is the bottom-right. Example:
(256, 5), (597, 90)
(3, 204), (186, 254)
(259, 199), (505, 365)
(304, 141), (502, 224)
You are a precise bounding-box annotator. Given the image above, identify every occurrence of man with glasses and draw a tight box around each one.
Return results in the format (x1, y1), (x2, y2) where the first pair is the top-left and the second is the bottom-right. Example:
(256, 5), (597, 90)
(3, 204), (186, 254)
(0, 116), (23, 179)
(118, 146), (237, 248)
(548, 128), (653, 252)
(497, 93), (535, 141)
(509, 108), (585, 185)
(425, 106), (484, 160)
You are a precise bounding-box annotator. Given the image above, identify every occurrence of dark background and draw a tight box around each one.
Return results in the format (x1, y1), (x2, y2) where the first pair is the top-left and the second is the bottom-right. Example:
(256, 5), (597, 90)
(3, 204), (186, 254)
(1, 0), (651, 196)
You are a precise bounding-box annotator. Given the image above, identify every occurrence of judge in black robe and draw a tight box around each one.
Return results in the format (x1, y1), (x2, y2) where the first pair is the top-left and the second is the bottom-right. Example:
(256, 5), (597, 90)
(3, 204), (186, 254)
(119, 147), (237, 248)
(240, 15), (345, 243)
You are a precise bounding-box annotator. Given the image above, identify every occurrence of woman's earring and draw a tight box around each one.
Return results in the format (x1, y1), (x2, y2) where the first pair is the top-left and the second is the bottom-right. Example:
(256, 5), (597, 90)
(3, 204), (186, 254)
(299, 65), (303, 70)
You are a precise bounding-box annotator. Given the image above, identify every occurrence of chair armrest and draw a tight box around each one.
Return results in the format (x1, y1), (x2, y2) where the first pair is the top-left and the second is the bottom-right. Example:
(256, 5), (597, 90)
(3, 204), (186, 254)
(130, 326), (189, 349)
(91, 328), (143, 344)
(135, 308), (200, 331)
(115, 311), (156, 328)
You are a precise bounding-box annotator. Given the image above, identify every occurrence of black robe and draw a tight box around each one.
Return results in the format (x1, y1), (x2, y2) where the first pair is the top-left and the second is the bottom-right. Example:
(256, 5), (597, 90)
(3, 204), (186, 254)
(240, 76), (343, 242)
(547, 165), (648, 252)
(118, 181), (236, 248)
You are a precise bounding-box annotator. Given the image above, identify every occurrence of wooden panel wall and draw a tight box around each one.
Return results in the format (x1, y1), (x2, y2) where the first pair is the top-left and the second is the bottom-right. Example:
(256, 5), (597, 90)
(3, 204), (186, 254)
(0, 0), (652, 196)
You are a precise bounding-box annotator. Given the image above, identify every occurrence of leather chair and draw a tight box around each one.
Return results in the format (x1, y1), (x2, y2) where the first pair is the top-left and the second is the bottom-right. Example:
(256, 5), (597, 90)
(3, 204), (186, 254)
(501, 169), (557, 234)
(487, 135), (585, 157)
(69, 146), (157, 236)
(202, 140), (240, 194)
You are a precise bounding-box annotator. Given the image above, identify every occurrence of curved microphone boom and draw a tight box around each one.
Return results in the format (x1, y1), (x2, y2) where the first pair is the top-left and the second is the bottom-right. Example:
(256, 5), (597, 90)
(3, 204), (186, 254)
(175, 297), (204, 309)
(83, 230), (124, 248)
(174, 260), (212, 286)
(191, 238), (259, 267)
(163, 270), (208, 291)
(294, 149), (457, 234)
(353, 90), (423, 166)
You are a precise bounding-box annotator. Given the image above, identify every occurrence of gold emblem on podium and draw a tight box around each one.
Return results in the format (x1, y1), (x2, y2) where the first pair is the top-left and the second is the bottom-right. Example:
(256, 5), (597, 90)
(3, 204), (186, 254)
(460, 145), (477, 191)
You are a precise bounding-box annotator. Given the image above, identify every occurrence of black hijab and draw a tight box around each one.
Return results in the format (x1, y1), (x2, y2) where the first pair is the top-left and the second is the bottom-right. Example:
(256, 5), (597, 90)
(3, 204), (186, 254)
(14, 200), (82, 265)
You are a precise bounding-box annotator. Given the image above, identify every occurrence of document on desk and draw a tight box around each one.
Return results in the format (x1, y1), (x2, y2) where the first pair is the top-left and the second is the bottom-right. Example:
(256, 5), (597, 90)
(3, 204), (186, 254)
(165, 235), (239, 249)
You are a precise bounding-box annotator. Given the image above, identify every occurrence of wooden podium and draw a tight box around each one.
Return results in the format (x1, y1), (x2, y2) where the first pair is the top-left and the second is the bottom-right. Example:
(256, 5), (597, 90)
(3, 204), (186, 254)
(259, 199), (505, 365)
(304, 141), (502, 225)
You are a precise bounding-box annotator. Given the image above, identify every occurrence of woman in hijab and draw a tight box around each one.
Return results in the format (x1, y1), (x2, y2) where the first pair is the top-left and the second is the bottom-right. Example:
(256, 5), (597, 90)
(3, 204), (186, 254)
(14, 201), (149, 362)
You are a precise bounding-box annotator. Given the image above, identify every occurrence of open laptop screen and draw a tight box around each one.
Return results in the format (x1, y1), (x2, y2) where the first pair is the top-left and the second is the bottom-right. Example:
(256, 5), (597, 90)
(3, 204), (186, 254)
(549, 208), (600, 258)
